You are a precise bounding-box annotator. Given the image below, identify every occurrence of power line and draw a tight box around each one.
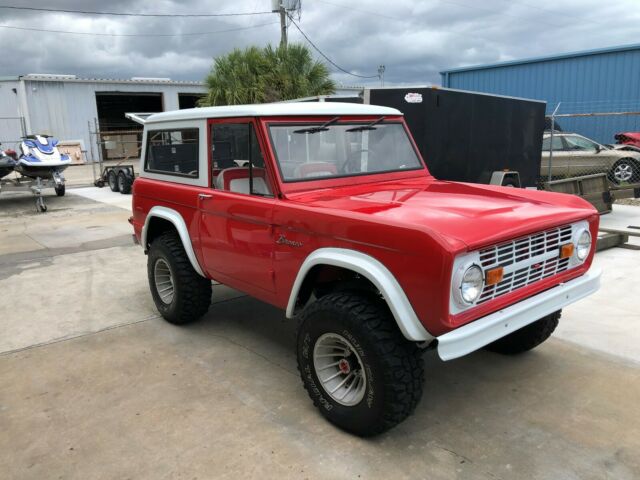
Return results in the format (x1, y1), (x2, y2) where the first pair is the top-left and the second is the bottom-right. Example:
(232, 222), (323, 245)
(286, 14), (378, 79)
(0, 21), (278, 37)
(0, 5), (273, 18)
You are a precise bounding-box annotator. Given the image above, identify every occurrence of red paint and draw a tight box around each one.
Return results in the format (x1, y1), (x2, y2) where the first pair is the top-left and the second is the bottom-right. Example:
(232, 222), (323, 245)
(615, 132), (640, 148)
(132, 115), (599, 337)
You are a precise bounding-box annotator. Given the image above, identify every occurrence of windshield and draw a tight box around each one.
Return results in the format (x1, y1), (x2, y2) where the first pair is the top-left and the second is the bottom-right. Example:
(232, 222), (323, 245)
(268, 120), (423, 182)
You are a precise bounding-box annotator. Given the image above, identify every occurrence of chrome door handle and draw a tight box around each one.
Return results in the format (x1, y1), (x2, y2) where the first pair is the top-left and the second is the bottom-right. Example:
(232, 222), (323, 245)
(198, 193), (212, 200)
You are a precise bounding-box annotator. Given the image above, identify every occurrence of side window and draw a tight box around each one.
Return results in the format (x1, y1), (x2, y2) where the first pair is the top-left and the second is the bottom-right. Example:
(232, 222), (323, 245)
(211, 123), (272, 197)
(145, 128), (199, 177)
(542, 136), (564, 152)
(564, 136), (598, 151)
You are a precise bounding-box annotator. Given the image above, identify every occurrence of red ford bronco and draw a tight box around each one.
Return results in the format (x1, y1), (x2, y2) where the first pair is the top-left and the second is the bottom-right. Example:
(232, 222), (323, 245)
(130, 103), (601, 436)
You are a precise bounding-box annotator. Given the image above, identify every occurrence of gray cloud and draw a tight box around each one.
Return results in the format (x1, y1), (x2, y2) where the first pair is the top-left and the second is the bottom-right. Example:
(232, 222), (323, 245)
(1, 0), (639, 86)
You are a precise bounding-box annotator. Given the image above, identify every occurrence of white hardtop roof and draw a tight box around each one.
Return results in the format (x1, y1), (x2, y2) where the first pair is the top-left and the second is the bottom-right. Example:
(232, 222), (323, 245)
(144, 102), (402, 124)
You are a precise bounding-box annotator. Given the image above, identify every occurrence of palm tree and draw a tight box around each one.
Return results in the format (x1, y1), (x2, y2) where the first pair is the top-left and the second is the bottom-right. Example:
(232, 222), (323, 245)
(200, 43), (336, 106)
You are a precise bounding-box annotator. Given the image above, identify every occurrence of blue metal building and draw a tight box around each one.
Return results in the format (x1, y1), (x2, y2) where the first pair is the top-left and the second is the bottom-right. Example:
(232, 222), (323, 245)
(440, 43), (640, 144)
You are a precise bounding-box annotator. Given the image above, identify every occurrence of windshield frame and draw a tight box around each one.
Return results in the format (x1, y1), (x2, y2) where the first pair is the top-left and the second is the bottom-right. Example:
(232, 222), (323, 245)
(264, 116), (428, 187)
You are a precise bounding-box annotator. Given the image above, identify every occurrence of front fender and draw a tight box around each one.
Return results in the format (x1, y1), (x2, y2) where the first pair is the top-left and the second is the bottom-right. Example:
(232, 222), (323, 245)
(286, 248), (433, 342)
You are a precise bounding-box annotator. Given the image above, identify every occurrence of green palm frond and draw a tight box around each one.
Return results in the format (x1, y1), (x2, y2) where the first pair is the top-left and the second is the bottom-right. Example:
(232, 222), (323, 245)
(200, 43), (336, 106)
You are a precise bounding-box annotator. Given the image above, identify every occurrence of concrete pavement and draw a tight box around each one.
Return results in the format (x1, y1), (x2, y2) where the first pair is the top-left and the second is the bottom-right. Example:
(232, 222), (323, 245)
(0, 189), (639, 479)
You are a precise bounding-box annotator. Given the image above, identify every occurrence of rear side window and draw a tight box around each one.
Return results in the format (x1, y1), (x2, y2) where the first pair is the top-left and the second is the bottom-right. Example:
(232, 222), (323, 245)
(541, 136), (564, 152)
(145, 128), (199, 177)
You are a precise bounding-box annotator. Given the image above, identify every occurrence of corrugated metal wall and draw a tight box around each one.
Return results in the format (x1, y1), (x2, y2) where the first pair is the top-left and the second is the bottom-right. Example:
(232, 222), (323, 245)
(23, 80), (205, 159)
(441, 46), (640, 144)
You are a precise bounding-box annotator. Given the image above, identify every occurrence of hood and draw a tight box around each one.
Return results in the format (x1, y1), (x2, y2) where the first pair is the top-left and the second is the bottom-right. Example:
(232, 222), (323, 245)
(288, 177), (597, 251)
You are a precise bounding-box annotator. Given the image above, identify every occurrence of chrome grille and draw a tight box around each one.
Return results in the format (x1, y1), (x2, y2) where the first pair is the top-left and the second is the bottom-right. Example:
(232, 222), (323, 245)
(477, 224), (573, 304)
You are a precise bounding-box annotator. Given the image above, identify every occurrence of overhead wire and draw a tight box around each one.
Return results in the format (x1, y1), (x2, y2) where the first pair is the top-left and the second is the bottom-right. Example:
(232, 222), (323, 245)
(0, 21), (279, 37)
(286, 14), (379, 79)
(0, 5), (273, 18)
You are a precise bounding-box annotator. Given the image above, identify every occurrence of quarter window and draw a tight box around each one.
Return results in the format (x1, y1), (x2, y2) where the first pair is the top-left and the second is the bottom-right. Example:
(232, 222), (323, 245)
(145, 128), (199, 177)
(541, 136), (564, 152)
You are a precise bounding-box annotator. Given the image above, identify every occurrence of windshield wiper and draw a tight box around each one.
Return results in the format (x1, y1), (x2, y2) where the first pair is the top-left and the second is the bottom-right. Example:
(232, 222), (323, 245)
(345, 116), (385, 132)
(293, 116), (340, 134)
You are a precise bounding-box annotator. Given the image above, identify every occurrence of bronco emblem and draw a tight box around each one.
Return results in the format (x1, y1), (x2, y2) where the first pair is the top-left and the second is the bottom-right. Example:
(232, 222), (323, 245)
(276, 234), (303, 248)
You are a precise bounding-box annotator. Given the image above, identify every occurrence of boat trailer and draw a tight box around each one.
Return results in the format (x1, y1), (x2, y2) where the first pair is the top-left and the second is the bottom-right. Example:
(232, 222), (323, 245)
(0, 171), (65, 212)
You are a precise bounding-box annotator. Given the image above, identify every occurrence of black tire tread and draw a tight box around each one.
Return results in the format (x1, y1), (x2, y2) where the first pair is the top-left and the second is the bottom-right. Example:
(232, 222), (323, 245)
(297, 292), (424, 436)
(485, 311), (561, 355)
(118, 172), (133, 194)
(149, 231), (211, 324)
(108, 171), (119, 192)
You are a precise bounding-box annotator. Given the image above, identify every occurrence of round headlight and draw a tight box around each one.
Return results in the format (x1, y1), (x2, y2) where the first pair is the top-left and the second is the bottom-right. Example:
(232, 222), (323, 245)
(460, 265), (484, 304)
(576, 230), (591, 261)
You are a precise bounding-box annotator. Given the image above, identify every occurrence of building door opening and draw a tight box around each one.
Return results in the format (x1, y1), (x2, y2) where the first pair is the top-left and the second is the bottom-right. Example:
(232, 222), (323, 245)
(95, 92), (163, 159)
(178, 93), (205, 109)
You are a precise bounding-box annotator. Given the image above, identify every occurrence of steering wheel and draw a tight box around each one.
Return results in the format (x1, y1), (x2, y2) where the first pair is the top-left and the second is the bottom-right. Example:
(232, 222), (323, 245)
(342, 148), (376, 174)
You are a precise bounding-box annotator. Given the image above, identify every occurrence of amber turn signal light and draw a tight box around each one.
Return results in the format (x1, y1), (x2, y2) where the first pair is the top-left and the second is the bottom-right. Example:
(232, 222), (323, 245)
(560, 243), (574, 259)
(485, 267), (504, 286)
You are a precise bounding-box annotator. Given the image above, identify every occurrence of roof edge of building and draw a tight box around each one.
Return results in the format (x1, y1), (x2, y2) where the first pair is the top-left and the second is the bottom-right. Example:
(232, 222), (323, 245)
(4, 74), (204, 86)
(440, 42), (640, 75)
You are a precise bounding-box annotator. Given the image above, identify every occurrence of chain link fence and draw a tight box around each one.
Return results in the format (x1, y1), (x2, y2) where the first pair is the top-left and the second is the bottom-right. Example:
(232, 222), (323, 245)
(541, 102), (640, 187)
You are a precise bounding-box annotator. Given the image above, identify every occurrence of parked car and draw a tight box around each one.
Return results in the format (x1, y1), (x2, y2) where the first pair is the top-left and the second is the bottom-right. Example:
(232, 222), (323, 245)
(130, 103), (600, 436)
(541, 132), (640, 184)
(614, 132), (640, 149)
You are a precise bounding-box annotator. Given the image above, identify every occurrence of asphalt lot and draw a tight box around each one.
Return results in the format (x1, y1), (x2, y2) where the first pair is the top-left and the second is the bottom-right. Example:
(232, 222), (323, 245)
(1, 187), (639, 480)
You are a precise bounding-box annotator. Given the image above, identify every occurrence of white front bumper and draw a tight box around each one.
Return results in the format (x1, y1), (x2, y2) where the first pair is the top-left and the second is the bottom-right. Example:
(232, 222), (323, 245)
(437, 268), (602, 361)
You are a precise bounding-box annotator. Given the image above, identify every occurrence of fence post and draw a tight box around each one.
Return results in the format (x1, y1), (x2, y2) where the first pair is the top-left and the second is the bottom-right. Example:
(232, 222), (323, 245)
(94, 118), (104, 175)
(547, 102), (561, 183)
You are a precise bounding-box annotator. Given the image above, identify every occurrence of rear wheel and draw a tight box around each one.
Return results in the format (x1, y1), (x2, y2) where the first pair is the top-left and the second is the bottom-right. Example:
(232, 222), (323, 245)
(485, 311), (560, 355)
(108, 170), (119, 192)
(147, 231), (211, 325)
(296, 292), (424, 436)
(118, 171), (132, 194)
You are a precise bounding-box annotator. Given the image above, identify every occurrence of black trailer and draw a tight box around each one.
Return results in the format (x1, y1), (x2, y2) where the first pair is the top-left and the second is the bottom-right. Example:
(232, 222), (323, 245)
(364, 87), (546, 187)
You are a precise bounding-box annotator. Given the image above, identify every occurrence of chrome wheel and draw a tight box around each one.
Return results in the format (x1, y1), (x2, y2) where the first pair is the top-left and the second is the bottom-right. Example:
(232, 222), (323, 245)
(613, 162), (633, 182)
(313, 333), (367, 406)
(154, 258), (175, 305)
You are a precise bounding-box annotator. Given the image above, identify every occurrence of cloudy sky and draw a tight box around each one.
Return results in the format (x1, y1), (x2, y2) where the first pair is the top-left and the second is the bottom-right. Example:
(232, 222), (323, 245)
(1, 0), (639, 86)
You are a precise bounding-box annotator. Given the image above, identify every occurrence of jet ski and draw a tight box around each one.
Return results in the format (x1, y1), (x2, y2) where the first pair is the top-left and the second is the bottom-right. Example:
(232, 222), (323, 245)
(0, 146), (17, 179)
(16, 135), (71, 179)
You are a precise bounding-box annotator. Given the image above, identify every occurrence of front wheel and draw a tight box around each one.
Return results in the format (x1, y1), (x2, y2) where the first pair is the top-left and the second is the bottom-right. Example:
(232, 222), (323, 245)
(609, 159), (639, 184)
(147, 231), (211, 324)
(485, 311), (560, 355)
(55, 184), (65, 196)
(108, 170), (119, 192)
(297, 292), (424, 436)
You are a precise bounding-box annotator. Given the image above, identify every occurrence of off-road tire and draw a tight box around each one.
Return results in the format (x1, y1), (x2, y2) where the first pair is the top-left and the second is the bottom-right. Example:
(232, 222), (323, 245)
(485, 311), (561, 355)
(108, 170), (119, 192)
(55, 184), (65, 196)
(118, 171), (133, 194)
(296, 292), (424, 437)
(147, 231), (211, 325)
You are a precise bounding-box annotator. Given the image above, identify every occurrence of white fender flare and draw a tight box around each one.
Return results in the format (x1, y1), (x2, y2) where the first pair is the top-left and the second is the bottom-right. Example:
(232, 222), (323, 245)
(286, 248), (433, 342)
(142, 206), (206, 278)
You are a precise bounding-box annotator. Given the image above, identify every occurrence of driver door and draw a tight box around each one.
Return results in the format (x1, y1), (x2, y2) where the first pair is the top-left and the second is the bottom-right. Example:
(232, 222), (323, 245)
(198, 119), (277, 297)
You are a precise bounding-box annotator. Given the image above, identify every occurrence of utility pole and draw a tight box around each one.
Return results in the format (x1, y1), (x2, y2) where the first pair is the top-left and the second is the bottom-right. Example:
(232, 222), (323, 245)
(273, 1), (288, 48)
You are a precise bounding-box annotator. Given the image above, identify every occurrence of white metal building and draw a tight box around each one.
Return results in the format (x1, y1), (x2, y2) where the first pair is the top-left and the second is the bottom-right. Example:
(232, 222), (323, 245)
(0, 74), (206, 160)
